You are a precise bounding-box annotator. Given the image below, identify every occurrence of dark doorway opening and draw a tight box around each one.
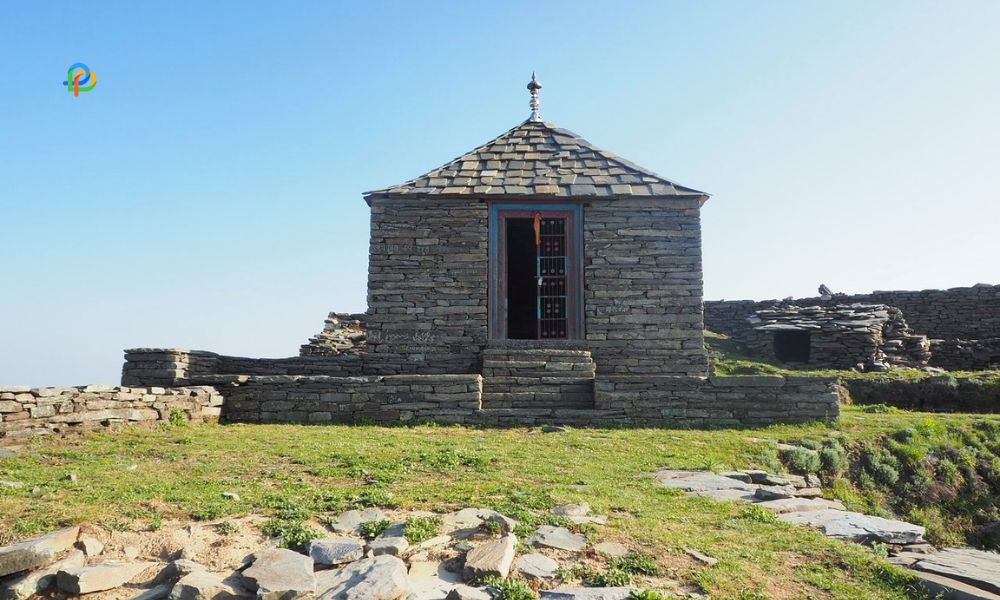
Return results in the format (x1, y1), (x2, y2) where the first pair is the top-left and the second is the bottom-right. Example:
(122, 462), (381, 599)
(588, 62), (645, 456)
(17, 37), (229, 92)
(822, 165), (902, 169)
(774, 331), (811, 362)
(506, 218), (537, 339)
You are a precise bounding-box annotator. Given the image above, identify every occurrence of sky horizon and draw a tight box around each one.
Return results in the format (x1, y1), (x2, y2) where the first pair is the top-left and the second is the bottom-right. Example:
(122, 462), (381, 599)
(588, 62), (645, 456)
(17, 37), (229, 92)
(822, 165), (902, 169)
(2, 1), (998, 385)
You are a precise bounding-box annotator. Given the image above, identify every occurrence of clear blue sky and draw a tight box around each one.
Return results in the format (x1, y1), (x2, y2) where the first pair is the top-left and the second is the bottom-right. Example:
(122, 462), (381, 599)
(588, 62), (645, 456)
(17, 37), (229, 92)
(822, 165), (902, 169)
(2, 1), (998, 385)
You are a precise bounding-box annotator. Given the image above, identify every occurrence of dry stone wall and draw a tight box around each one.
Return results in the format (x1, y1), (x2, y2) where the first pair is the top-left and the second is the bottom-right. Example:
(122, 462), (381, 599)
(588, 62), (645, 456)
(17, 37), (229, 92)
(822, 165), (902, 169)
(208, 374), (483, 424)
(0, 385), (221, 446)
(365, 197), (489, 375)
(300, 312), (367, 356)
(584, 198), (708, 376)
(595, 375), (841, 426)
(705, 284), (1000, 370)
(122, 349), (363, 387)
(5, 374), (839, 441)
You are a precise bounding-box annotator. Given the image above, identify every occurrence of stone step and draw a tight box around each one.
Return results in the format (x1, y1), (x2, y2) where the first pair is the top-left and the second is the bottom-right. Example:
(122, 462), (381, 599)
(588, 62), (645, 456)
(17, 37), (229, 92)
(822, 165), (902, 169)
(481, 390), (594, 410)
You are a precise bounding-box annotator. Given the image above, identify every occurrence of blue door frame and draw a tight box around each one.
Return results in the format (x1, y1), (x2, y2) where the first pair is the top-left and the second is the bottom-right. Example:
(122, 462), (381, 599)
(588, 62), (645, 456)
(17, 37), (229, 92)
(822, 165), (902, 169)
(488, 202), (584, 340)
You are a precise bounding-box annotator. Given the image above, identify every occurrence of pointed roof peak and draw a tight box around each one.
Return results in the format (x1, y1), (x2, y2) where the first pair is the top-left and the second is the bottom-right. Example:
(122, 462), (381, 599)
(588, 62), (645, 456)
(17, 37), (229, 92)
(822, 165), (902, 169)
(527, 72), (542, 122)
(364, 119), (707, 202)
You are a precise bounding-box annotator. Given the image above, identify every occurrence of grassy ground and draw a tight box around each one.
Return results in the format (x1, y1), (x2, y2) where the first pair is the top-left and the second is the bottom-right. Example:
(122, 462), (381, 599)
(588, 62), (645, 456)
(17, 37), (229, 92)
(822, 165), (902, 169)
(4, 410), (999, 599)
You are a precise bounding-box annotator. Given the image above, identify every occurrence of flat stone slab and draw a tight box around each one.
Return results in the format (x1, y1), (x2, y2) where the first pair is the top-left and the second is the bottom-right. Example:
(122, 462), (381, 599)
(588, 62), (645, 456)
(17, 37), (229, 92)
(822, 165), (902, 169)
(906, 569), (1000, 600)
(316, 555), (409, 600)
(442, 508), (516, 537)
(778, 509), (924, 544)
(689, 489), (756, 502)
(654, 470), (753, 493)
(406, 561), (462, 600)
(912, 548), (1000, 595)
(540, 588), (631, 600)
(369, 536), (409, 557)
(168, 571), (250, 600)
(309, 538), (364, 566)
(754, 485), (796, 501)
(528, 526), (586, 552)
(0, 527), (80, 577)
(242, 548), (316, 600)
(57, 561), (155, 594)
(592, 542), (629, 558)
(551, 503), (589, 517)
(0, 549), (84, 600)
(329, 509), (387, 534)
(755, 497), (845, 514)
(445, 585), (491, 600)
(515, 554), (558, 580)
(463, 535), (516, 580)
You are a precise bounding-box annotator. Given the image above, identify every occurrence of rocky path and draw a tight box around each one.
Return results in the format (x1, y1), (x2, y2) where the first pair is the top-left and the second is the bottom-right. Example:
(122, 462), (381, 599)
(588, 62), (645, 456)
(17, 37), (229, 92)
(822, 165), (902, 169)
(654, 468), (1000, 599)
(0, 505), (701, 600)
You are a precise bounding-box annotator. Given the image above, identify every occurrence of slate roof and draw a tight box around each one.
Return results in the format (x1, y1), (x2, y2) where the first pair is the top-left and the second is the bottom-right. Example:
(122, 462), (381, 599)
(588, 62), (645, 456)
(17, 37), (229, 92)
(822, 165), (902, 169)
(364, 120), (707, 201)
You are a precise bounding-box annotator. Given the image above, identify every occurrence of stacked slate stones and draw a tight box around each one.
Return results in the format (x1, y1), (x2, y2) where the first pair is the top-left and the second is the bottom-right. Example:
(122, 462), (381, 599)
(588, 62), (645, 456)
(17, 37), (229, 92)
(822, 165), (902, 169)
(744, 304), (931, 370)
(299, 313), (368, 357)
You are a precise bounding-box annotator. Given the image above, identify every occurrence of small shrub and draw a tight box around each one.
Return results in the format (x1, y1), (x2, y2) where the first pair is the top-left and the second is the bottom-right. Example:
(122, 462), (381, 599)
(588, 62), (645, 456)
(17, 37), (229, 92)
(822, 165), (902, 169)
(870, 542), (889, 559)
(480, 519), (503, 535)
(261, 519), (319, 551)
(611, 552), (660, 576)
(799, 439), (822, 451)
(752, 446), (783, 473)
(168, 409), (187, 426)
(819, 446), (849, 478)
(359, 519), (392, 540)
(478, 576), (537, 600)
(351, 489), (399, 508)
(586, 568), (631, 587)
(216, 521), (239, 535)
(737, 505), (778, 524)
(860, 404), (899, 414)
(191, 502), (229, 521)
(403, 516), (443, 544)
(892, 427), (918, 443)
(630, 591), (676, 600)
(862, 448), (901, 487)
(781, 447), (821, 475)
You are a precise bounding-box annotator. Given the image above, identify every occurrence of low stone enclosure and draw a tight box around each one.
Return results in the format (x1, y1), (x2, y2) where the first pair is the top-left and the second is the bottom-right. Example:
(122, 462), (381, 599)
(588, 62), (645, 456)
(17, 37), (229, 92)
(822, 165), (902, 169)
(705, 283), (1000, 370)
(0, 374), (839, 447)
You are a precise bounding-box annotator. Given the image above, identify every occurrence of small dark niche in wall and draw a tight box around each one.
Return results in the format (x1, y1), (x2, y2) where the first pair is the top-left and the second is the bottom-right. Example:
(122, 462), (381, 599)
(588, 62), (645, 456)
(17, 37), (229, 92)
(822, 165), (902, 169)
(774, 330), (811, 363)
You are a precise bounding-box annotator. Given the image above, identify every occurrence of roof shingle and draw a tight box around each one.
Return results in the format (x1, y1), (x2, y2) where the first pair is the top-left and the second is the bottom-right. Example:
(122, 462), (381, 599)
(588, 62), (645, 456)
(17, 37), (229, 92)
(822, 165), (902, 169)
(364, 120), (707, 201)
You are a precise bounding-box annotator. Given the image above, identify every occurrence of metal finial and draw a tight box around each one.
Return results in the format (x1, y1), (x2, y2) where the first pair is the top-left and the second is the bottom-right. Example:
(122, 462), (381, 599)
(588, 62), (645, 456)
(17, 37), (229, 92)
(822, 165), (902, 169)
(527, 72), (542, 122)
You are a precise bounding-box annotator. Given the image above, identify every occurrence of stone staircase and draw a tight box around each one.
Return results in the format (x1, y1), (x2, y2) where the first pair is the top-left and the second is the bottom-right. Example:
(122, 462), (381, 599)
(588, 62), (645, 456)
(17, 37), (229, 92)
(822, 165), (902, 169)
(481, 347), (596, 410)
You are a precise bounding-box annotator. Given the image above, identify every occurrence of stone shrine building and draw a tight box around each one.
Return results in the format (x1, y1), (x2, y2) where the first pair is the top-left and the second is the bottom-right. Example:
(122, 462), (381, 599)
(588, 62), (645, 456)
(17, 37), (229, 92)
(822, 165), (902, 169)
(361, 74), (709, 379)
(117, 77), (840, 428)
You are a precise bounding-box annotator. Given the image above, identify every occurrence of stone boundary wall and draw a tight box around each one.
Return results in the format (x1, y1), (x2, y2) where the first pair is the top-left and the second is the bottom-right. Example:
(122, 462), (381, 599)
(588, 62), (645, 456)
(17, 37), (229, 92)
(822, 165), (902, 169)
(705, 284), (1000, 342)
(596, 375), (841, 426)
(929, 338), (1000, 371)
(0, 385), (222, 446)
(204, 373), (837, 427)
(206, 374), (483, 424)
(844, 376), (1000, 413)
(122, 349), (364, 387)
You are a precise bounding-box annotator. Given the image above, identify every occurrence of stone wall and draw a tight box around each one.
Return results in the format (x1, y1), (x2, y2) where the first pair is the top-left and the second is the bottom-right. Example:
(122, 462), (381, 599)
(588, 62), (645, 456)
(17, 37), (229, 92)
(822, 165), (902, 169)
(583, 198), (708, 376)
(211, 374), (483, 424)
(740, 304), (930, 370)
(595, 375), (841, 426)
(300, 312), (367, 356)
(928, 338), (1000, 371)
(365, 197), (489, 375)
(844, 376), (1000, 413)
(706, 284), (1000, 341)
(0, 385), (222, 446)
(122, 349), (364, 387)
(705, 284), (1000, 370)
